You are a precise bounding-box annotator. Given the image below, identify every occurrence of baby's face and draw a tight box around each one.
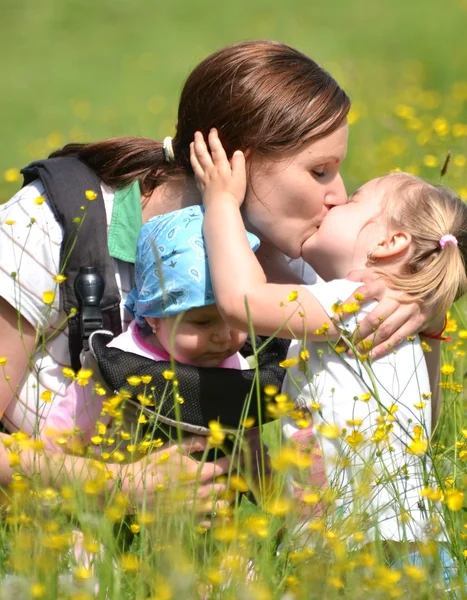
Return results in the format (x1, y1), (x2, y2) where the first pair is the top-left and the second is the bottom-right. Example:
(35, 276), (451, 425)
(301, 177), (389, 281)
(156, 305), (248, 367)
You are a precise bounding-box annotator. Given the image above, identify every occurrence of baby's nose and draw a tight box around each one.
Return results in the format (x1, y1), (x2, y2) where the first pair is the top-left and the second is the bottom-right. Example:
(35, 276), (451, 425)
(212, 327), (232, 344)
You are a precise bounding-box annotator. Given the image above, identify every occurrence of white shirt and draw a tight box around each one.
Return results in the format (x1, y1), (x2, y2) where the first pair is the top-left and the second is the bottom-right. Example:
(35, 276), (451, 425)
(0, 181), (134, 434)
(282, 279), (433, 542)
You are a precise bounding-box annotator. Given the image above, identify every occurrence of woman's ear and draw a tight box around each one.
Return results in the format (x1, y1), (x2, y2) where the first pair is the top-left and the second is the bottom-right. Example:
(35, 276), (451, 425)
(372, 230), (412, 260)
(145, 316), (161, 333)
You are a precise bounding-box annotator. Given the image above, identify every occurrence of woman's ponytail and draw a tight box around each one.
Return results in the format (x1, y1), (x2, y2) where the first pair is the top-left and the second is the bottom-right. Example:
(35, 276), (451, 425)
(49, 137), (175, 194)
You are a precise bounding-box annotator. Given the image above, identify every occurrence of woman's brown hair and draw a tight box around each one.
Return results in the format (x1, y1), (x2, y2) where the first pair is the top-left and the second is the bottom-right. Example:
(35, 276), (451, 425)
(51, 41), (350, 195)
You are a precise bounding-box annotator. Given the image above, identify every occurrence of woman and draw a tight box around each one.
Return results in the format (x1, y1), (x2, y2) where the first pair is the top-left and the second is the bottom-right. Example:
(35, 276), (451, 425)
(0, 40), (437, 497)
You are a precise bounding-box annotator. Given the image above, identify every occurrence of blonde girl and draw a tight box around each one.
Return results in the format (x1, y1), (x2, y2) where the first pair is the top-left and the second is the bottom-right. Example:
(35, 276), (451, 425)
(190, 129), (467, 545)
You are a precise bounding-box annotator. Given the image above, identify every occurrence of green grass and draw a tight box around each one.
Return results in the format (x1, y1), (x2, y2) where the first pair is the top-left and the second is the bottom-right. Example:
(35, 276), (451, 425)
(1, 0), (467, 197)
(2, 1), (467, 598)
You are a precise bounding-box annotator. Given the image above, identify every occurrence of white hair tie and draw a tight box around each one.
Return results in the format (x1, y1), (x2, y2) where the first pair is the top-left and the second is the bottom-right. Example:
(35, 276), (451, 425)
(163, 136), (175, 163)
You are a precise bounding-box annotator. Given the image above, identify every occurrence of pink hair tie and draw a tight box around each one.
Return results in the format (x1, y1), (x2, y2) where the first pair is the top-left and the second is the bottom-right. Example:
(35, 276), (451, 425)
(440, 234), (458, 249)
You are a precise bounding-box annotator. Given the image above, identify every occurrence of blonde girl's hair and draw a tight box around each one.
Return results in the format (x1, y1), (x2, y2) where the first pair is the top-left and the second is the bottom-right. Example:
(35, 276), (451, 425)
(378, 172), (467, 315)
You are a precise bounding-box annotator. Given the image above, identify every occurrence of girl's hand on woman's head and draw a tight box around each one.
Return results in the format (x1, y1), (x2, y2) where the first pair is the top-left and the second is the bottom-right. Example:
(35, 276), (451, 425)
(345, 270), (436, 360)
(190, 129), (246, 207)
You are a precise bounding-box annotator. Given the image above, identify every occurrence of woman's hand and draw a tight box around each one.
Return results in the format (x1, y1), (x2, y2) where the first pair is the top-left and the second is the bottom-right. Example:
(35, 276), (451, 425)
(117, 436), (231, 515)
(346, 270), (442, 359)
(190, 129), (246, 207)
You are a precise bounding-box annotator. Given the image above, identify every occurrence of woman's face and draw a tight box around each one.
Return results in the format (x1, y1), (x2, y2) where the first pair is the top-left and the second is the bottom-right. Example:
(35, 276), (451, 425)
(242, 123), (349, 259)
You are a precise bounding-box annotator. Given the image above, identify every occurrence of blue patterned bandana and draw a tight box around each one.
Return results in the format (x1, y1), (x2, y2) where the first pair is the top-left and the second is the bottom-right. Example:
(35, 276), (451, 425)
(125, 205), (260, 323)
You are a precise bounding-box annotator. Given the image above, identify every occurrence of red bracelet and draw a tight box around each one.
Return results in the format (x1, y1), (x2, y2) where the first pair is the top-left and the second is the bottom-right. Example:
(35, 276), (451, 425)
(420, 316), (452, 342)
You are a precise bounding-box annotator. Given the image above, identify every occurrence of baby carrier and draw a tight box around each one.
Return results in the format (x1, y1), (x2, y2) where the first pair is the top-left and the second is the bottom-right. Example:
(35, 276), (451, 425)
(21, 157), (290, 435)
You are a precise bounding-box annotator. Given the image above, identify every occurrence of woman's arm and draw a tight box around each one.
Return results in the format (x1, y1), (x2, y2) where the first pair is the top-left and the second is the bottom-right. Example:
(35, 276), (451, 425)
(2, 434), (230, 512)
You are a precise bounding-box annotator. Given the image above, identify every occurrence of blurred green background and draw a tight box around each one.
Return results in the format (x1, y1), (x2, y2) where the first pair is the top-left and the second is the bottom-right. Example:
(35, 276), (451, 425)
(1, 0), (467, 200)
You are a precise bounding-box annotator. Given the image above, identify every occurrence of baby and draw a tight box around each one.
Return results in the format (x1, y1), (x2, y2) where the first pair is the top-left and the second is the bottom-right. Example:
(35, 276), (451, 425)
(42, 205), (260, 451)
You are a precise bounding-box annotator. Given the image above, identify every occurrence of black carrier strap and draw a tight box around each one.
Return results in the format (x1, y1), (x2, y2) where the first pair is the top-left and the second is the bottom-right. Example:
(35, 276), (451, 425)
(91, 332), (291, 429)
(21, 157), (122, 371)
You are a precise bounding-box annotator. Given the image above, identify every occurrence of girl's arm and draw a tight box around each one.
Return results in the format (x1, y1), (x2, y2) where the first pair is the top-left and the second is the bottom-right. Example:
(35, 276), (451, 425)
(191, 131), (338, 341)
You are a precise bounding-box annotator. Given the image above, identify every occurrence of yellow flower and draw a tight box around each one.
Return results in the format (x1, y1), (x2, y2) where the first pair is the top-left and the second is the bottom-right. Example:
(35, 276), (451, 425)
(317, 423), (340, 439)
(137, 393), (154, 406)
(407, 438), (428, 456)
(31, 583), (47, 598)
(328, 577), (344, 590)
(459, 330), (467, 339)
(354, 291), (365, 301)
(85, 190), (98, 201)
(53, 274), (67, 283)
(314, 322), (330, 335)
(208, 420), (225, 446)
(121, 553), (140, 572)
(423, 154), (438, 168)
(130, 524), (140, 534)
(445, 489), (464, 511)
(343, 302), (360, 313)
(360, 392), (372, 402)
(229, 474), (249, 492)
(287, 290), (299, 302)
(74, 566), (93, 580)
(62, 367), (75, 379)
(413, 401), (426, 409)
(403, 565), (425, 582)
(126, 375), (142, 386)
(242, 416), (256, 428)
(440, 364), (455, 375)
(8, 451), (21, 467)
(264, 498), (291, 516)
(42, 290), (55, 304)
(264, 384), (278, 396)
(332, 302), (343, 314)
(4, 219), (16, 225)
(346, 430), (365, 448)
(137, 414), (148, 424)
(420, 486), (443, 501)
(421, 340), (432, 353)
(0, 357), (7, 366)
(40, 390), (53, 403)
(141, 375), (152, 384)
(4, 168), (21, 183)
(346, 419), (363, 426)
(162, 369), (175, 380)
(91, 436), (102, 445)
(300, 349), (310, 360)
(279, 357), (299, 369)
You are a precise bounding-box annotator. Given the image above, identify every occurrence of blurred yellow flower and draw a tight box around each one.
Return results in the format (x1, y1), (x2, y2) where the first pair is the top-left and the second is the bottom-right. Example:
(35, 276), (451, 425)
(440, 364), (455, 375)
(4, 168), (21, 183)
(40, 390), (52, 403)
(444, 489), (464, 511)
(287, 290), (298, 302)
(279, 357), (299, 368)
(85, 189), (98, 201)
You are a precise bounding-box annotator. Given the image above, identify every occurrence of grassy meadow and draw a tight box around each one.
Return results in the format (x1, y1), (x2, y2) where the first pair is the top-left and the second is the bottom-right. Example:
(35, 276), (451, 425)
(2, 0), (467, 598)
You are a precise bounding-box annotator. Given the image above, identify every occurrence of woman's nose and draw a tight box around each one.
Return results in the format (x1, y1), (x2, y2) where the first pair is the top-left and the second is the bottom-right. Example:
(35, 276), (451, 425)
(324, 173), (347, 208)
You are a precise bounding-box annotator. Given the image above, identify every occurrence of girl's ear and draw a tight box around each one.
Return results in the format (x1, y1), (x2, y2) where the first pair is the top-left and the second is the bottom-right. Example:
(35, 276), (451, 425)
(145, 316), (161, 333)
(372, 230), (412, 260)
